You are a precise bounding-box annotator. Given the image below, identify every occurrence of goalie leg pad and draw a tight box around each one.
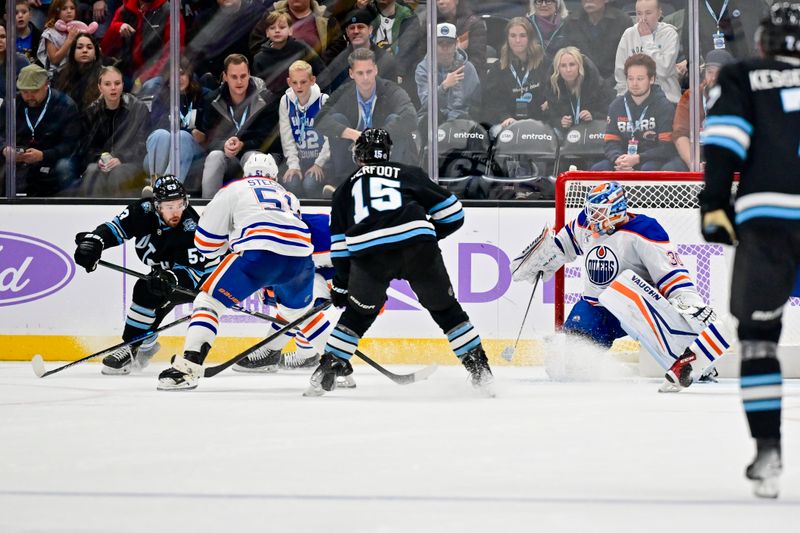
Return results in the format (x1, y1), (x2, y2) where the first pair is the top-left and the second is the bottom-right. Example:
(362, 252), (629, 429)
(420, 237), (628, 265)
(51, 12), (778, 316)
(598, 270), (699, 371)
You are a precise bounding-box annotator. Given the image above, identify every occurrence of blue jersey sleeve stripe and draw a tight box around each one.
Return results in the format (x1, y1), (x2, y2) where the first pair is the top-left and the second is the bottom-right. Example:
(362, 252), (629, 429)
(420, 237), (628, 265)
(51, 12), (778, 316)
(196, 226), (227, 240)
(704, 115), (753, 134)
(564, 223), (581, 256)
(736, 206), (800, 224)
(331, 234), (346, 243)
(331, 250), (352, 258)
(656, 269), (689, 287)
(347, 228), (437, 252)
(104, 222), (125, 245)
(435, 211), (465, 224)
(702, 136), (747, 160)
(429, 195), (458, 214)
(664, 282), (694, 297)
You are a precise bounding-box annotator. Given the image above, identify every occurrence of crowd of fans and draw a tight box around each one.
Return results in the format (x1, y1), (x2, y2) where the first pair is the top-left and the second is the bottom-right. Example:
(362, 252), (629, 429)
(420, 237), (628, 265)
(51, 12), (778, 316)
(0, 0), (773, 199)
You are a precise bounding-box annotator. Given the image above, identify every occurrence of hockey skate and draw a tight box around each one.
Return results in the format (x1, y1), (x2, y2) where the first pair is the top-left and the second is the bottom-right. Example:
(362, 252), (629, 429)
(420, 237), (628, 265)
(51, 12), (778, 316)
(658, 349), (696, 393)
(278, 350), (320, 370)
(101, 345), (133, 375)
(303, 352), (353, 397)
(745, 438), (782, 498)
(461, 346), (495, 397)
(131, 341), (161, 371)
(232, 345), (280, 373)
(697, 366), (719, 384)
(157, 349), (206, 391)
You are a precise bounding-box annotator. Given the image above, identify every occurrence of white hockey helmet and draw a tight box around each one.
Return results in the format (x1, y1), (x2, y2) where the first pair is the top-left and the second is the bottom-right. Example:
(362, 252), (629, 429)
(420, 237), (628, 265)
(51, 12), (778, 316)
(243, 153), (279, 180)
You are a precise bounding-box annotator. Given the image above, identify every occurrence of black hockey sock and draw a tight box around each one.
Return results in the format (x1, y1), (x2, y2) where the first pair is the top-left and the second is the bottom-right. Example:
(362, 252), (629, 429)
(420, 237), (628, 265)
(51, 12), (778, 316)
(740, 341), (782, 440)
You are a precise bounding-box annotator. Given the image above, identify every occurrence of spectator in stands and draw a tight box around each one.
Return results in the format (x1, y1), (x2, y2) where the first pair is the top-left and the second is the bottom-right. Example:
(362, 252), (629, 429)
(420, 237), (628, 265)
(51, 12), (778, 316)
(37, 0), (82, 74)
(248, 0), (345, 63)
(77, 0), (121, 39)
(54, 32), (106, 113)
(665, 48), (734, 172)
(79, 65), (150, 196)
(614, 0), (680, 103)
(545, 46), (613, 130)
(0, 21), (31, 101)
(278, 60), (331, 197)
(144, 57), (208, 183)
(1, 64), (80, 196)
(483, 17), (550, 132)
(318, 9), (396, 94)
(415, 22), (480, 129)
(315, 48), (417, 180)
(562, 0), (632, 83)
(253, 11), (326, 95)
(526, 0), (570, 59)
(359, 0), (423, 97)
(186, 0), (268, 84)
(200, 53), (279, 197)
(433, 0), (487, 79)
(592, 53), (679, 172)
(15, 0), (42, 64)
(101, 0), (185, 92)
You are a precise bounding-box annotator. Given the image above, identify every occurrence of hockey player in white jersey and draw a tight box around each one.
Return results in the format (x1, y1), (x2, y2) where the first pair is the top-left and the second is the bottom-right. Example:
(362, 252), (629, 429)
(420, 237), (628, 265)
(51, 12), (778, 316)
(157, 154), (332, 390)
(511, 181), (731, 391)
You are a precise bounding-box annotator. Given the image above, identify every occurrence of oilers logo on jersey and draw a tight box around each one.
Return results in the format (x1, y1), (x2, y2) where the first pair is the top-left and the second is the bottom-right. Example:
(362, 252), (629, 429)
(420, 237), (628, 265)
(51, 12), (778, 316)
(585, 246), (619, 286)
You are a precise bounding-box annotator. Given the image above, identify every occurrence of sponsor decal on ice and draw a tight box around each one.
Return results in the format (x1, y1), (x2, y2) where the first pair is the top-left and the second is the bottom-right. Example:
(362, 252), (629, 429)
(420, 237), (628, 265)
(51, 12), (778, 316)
(0, 231), (75, 306)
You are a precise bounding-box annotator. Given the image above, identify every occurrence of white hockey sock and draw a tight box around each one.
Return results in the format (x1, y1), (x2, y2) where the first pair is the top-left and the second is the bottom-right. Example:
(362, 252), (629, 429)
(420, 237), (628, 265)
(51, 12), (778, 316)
(183, 292), (226, 354)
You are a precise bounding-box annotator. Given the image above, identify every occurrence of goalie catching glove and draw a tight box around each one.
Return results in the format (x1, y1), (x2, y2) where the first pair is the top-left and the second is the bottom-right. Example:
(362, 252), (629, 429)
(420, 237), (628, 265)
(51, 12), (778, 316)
(145, 268), (179, 299)
(670, 291), (717, 326)
(74, 232), (104, 273)
(510, 225), (564, 283)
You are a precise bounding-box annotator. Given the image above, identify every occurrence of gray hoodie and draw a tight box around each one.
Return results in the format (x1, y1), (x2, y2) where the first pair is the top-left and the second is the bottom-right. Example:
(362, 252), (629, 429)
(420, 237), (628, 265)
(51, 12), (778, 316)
(415, 47), (481, 123)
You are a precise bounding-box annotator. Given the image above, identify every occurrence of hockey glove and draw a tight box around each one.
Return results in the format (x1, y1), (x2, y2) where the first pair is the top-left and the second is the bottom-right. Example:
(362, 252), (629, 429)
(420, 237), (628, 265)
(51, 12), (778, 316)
(701, 208), (737, 246)
(145, 268), (179, 299)
(74, 233), (104, 273)
(671, 293), (717, 326)
(330, 279), (349, 308)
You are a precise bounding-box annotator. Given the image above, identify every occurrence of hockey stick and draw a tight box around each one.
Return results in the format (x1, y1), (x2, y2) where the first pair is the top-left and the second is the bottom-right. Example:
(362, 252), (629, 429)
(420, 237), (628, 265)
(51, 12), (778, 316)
(98, 260), (284, 325)
(203, 301), (331, 378)
(501, 270), (543, 362)
(31, 315), (191, 378)
(354, 350), (437, 385)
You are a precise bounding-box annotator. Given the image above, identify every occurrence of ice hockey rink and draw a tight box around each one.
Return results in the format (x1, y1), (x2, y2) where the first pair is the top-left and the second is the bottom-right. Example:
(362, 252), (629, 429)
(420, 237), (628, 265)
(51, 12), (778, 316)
(1, 360), (798, 533)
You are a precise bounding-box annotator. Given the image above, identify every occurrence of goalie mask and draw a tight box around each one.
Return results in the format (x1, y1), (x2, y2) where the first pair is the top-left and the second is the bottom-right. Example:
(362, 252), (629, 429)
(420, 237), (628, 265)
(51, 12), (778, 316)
(584, 181), (628, 236)
(756, 2), (800, 58)
(354, 128), (392, 165)
(243, 153), (279, 180)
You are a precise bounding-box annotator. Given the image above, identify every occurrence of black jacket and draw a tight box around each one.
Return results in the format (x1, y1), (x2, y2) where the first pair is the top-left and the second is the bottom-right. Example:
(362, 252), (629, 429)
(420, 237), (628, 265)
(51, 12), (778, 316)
(317, 42), (396, 94)
(253, 38), (326, 95)
(563, 5), (632, 81)
(80, 93), (151, 168)
(483, 56), (551, 124)
(545, 56), (614, 129)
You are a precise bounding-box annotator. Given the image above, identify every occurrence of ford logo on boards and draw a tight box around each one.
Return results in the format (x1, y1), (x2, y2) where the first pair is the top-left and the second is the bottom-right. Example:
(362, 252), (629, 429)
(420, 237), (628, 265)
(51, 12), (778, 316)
(0, 231), (75, 306)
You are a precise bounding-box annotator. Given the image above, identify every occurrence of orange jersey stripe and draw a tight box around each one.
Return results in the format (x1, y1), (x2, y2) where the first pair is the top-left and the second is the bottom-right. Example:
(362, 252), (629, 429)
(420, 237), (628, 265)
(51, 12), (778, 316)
(610, 280), (666, 352)
(192, 312), (219, 323)
(700, 330), (724, 355)
(660, 275), (692, 294)
(301, 312), (324, 334)
(201, 253), (237, 293)
(242, 228), (312, 244)
(195, 235), (224, 248)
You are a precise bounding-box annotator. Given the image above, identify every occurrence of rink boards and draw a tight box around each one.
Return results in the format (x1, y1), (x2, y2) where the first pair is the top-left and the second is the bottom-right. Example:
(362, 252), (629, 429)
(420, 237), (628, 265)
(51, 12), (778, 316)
(1, 203), (799, 368)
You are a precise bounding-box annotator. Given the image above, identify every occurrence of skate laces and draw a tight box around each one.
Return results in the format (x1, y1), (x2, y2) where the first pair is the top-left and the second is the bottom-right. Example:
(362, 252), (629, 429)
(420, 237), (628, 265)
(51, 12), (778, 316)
(282, 351), (302, 368)
(249, 346), (276, 361)
(108, 346), (132, 362)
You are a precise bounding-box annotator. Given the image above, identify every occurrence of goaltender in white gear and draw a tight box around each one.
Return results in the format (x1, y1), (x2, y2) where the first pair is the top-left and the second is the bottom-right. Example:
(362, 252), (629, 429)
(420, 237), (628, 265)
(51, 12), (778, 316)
(511, 181), (732, 391)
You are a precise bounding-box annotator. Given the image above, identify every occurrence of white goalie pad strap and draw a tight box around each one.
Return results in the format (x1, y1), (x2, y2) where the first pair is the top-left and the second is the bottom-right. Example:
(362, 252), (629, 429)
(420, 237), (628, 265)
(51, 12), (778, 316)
(510, 225), (564, 282)
(173, 357), (203, 379)
(598, 270), (700, 371)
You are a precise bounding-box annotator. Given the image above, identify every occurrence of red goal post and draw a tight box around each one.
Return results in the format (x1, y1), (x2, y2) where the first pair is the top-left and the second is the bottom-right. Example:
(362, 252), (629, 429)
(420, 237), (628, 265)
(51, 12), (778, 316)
(554, 171), (709, 328)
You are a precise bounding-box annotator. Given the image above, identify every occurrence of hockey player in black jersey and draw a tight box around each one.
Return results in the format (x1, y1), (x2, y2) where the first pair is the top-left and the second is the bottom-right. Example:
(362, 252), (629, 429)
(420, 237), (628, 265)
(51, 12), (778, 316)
(700, 2), (800, 498)
(73, 176), (218, 375)
(305, 128), (495, 396)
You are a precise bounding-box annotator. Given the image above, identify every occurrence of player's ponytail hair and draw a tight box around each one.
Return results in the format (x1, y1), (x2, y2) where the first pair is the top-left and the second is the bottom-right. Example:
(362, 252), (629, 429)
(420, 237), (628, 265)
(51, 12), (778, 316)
(499, 17), (544, 72)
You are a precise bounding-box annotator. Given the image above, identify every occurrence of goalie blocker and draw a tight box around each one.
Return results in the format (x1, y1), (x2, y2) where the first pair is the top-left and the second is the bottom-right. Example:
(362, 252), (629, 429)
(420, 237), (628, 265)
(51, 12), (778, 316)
(598, 270), (733, 384)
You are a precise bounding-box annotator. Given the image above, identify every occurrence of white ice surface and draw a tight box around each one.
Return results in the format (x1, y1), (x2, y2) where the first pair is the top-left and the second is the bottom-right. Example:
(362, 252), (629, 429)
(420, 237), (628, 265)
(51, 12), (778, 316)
(1, 362), (798, 533)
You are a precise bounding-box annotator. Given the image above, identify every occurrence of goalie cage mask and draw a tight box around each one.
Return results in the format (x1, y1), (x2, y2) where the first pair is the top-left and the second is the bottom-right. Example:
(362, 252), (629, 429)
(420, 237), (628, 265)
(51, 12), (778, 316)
(584, 181), (628, 236)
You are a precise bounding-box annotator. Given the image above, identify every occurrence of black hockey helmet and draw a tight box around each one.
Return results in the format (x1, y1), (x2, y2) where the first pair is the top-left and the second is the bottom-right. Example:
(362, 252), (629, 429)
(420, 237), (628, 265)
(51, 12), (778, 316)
(354, 128), (392, 164)
(757, 2), (800, 57)
(153, 175), (188, 208)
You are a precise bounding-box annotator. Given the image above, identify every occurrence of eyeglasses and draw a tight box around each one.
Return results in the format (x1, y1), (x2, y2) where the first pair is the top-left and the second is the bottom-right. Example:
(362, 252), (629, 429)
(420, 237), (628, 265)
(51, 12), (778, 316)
(534, 0), (557, 5)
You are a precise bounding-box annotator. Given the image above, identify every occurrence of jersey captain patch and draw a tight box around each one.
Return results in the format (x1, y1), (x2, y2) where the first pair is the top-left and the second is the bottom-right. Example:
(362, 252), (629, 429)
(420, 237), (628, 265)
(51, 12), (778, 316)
(585, 245), (619, 286)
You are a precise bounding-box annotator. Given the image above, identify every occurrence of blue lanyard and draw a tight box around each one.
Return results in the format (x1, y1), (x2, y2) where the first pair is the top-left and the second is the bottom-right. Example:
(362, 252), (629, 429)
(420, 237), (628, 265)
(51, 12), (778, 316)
(704, 0), (730, 30)
(569, 94), (581, 124)
(228, 104), (248, 133)
(294, 99), (309, 139)
(179, 101), (193, 129)
(623, 96), (649, 138)
(508, 62), (530, 91)
(24, 88), (51, 139)
(531, 16), (558, 51)
(357, 89), (376, 129)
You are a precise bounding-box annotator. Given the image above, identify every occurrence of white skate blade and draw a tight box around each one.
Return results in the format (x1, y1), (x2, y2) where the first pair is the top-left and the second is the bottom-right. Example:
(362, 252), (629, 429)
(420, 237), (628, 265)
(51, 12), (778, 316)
(31, 354), (46, 378)
(101, 365), (131, 376)
(231, 365), (279, 374)
(156, 381), (198, 391)
(302, 385), (326, 397)
(500, 346), (514, 362)
(658, 380), (682, 393)
(337, 375), (357, 389)
(753, 477), (780, 499)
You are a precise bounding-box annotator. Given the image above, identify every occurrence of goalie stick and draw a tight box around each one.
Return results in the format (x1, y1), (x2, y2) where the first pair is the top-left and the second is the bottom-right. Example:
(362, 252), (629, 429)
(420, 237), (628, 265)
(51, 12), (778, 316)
(102, 261), (435, 384)
(501, 270), (543, 362)
(31, 315), (191, 378)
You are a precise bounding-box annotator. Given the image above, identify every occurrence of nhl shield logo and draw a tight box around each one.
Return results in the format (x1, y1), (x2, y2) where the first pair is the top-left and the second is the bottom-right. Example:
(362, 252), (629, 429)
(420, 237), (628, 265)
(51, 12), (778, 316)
(585, 245), (619, 286)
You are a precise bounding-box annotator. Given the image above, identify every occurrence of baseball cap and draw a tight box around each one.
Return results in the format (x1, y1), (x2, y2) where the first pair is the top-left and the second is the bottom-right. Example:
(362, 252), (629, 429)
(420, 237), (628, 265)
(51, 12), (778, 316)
(17, 64), (49, 91)
(344, 9), (374, 28)
(704, 49), (735, 67)
(437, 22), (457, 40)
